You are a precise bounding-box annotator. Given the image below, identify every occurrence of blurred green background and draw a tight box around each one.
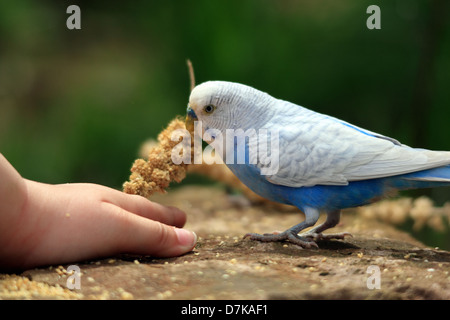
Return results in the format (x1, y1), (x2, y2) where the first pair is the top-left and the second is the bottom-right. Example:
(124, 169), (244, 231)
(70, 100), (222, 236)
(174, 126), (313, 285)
(0, 0), (449, 248)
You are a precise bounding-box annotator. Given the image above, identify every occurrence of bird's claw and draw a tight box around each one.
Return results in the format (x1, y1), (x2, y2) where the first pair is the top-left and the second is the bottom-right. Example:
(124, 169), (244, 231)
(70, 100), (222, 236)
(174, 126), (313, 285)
(301, 231), (353, 241)
(243, 231), (319, 249)
(243, 230), (352, 248)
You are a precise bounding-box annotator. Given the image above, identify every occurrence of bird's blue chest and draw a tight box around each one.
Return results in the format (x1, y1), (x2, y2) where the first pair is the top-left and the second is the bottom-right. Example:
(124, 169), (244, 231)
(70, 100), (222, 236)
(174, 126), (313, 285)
(226, 163), (292, 204)
(223, 138), (294, 205)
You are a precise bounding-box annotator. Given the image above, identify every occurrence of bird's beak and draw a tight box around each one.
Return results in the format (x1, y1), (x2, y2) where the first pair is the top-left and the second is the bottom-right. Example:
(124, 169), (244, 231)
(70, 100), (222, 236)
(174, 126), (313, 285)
(186, 105), (197, 133)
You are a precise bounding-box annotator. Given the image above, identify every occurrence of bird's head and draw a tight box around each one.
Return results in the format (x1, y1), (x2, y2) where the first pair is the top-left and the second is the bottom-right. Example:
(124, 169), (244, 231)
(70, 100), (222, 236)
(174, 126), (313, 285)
(186, 81), (274, 134)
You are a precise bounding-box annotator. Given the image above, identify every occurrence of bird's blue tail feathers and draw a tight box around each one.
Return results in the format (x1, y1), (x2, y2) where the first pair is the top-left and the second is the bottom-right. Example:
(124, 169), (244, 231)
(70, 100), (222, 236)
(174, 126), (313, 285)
(389, 164), (450, 190)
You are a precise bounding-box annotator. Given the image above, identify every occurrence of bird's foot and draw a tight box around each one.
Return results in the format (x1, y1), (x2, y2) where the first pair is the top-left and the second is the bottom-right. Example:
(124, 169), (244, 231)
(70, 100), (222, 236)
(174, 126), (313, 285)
(243, 231), (319, 249)
(301, 231), (353, 241)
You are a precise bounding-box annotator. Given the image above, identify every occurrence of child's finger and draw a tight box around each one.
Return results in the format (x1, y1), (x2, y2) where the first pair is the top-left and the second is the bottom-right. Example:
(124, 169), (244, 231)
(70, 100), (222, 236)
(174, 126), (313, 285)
(101, 188), (187, 228)
(102, 201), (197, 257)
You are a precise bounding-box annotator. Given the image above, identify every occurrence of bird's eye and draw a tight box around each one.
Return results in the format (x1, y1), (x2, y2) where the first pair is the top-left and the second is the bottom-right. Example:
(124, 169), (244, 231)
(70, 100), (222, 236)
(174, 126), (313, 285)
(204, 105), (215, 114)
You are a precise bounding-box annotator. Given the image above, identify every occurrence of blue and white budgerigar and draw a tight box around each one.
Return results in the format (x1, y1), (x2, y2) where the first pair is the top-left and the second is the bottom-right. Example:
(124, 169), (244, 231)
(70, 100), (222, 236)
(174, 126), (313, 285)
(186, 81), (450, 248)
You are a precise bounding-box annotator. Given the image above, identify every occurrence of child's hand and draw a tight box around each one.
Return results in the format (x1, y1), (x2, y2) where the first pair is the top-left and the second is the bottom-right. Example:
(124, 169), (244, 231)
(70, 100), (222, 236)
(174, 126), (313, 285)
(0, 154), (197, 270)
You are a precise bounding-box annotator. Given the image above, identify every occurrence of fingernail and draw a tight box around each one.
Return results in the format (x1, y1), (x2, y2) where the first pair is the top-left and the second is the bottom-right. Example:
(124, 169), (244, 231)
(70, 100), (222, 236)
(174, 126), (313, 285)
(175, 228), (197, 249)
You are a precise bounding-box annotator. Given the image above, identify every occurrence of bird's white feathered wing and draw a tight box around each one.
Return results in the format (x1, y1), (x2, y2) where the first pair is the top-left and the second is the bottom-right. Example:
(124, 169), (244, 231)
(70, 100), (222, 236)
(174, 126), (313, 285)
(255, 100), (450, 187)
